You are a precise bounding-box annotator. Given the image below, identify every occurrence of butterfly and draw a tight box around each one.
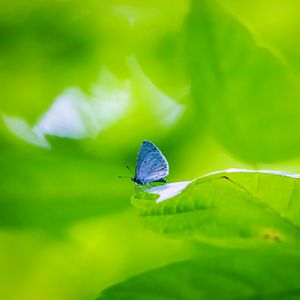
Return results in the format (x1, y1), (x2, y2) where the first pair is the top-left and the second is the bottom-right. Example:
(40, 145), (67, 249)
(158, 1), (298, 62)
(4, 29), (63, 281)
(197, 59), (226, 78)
(132, 140), (169, 186)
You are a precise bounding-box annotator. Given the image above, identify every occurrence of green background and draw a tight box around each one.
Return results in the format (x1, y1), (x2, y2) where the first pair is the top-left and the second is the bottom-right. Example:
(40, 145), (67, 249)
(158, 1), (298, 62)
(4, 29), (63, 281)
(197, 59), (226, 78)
(1, 0), (300, 299)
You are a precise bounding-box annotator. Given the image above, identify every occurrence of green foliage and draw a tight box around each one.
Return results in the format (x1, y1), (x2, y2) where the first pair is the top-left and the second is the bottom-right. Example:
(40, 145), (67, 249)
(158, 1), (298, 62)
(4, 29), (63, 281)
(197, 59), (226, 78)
(99, 170), (300, 299)
(2, 0), (300, 299)
(99, 248), (300, 300)
(132, 170), (300, 247)
(187, 0), (300, 163)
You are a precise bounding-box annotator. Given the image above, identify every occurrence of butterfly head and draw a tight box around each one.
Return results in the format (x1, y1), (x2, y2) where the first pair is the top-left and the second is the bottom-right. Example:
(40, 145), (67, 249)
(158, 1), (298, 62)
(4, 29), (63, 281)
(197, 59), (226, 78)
(131, 176), (144, 185)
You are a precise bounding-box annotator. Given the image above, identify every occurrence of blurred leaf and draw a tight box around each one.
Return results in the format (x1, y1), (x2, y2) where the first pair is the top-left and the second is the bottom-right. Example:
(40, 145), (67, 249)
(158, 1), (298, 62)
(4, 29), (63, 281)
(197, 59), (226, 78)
(97, 248), (300, 300)
(1, 56), (188, 155)
(126, 55), (185, 126)
(220, 0), (300, 77)
(133, 170), (300, 247)
(0, 146), (132, 234)
(186, 0), (300, 163)
(2, 69), (132, 147)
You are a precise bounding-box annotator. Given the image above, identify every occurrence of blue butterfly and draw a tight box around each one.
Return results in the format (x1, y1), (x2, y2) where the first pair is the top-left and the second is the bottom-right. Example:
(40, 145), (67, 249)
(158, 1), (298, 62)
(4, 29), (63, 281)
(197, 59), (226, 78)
(132, 140), (169, 186)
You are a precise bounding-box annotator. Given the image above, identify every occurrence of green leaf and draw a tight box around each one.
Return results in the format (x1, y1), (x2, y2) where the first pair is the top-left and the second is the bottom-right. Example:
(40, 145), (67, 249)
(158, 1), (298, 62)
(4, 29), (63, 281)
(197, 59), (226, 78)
(186, 0), (300, 163)
(97, 248), (300, 300)
(132, 170), (300, 248)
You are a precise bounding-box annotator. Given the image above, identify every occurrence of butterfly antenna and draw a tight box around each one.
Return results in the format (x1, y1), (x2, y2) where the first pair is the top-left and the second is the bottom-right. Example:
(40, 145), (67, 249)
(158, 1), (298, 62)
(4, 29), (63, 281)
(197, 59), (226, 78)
(126, 165), (134, 176)
(118, 166), (134, 179)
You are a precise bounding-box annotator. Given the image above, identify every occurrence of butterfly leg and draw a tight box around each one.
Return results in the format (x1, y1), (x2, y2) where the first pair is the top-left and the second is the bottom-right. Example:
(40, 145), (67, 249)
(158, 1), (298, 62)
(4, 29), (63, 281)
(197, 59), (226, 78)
(135, 184), (141, 193)
(144, 183), (152, 192)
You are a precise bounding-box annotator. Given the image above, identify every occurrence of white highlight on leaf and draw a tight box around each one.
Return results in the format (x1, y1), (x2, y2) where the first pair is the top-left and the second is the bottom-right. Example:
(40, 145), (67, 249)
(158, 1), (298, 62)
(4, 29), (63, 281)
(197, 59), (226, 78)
(34, 88), (95, 139)
(201, 168), (300, 179)
(148, 169), (300, 203)
(2, 115), (51, 148)
(34, 70), (132, 141)
(3, 57), (186, 148)
(3, 69), (131, 148)
(148, 181), (191, 203)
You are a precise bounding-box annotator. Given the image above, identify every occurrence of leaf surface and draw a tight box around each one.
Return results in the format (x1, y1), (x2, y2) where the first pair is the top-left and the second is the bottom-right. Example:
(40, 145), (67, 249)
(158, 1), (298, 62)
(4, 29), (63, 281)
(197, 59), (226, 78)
(133, 170), (300, 248)
(98, 248), (300, 300)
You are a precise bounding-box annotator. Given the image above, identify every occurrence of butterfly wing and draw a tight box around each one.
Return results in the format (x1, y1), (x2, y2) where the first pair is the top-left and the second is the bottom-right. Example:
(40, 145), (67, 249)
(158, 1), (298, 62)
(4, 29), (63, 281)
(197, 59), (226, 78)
(135, 141), (156, 176)
(136, 140), (169, 184)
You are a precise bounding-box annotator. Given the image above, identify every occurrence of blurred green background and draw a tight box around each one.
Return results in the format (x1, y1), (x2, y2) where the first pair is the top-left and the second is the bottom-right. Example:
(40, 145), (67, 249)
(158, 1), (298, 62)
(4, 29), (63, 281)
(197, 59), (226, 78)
(1, 0), (300, 299)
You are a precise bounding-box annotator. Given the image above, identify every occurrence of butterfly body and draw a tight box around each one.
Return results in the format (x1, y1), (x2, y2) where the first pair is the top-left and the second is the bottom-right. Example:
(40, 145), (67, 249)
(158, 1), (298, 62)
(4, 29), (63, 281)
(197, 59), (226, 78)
(132, 140), (169, 186)
(131, 176), (167, 186)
